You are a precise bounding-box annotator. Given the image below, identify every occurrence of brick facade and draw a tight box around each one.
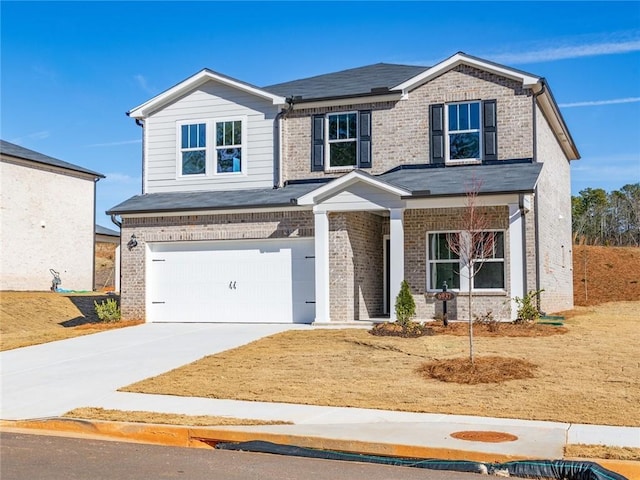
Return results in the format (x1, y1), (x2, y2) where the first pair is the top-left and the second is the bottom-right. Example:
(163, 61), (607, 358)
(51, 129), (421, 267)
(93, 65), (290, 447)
(119, 210), (314, 320)
(282, 65), (533, 182)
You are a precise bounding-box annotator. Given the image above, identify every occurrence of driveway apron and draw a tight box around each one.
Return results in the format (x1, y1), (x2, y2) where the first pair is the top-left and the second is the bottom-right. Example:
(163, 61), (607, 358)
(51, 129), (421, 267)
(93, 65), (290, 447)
(0, 323), (306, 420)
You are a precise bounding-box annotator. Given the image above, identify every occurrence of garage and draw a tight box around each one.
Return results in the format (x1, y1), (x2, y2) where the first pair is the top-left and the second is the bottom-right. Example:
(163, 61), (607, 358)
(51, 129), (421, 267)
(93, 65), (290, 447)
(146, 238), (315, 323)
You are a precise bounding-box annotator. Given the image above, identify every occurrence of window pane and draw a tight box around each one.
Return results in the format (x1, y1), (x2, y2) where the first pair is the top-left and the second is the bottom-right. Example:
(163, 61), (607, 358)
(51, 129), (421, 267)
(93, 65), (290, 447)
(470, 102), (480, 130)
(217, 148), (242, 173)
(474, 261), (504, 289)
(431, 263), (460, 290)
(495, 232), (504, 257)
(181, 125), (189, 148)
(347, 113), (357, 139)
(223, 122), (232, 145)
(328, 115), (338, 140)
(188, 124), (197, 148)
(182, 150), (206, 175)
(233, 121), (241, 145)
(449, 132), (480, 159)
(198, 124), (206, 147)
(216, 123), (224, 146)
(329, 141), (357, 167)
(459, 104), (469, 130)
(448, 104), (457, 131)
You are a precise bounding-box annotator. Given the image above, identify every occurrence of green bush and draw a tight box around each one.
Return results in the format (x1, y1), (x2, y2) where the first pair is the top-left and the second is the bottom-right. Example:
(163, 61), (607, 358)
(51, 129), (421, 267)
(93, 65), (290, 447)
(514, 289), (544, 323)
(395, 280), (416, 327)
(94, 298), (121, 323)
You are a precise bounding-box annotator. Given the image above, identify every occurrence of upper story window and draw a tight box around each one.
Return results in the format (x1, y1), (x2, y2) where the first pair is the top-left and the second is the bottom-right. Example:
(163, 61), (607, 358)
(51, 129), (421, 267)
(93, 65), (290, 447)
(427, 231), (505, 291)
(447, 102), (480, 161)
(216, 120), (242, 173)
(429, 100), (497, 165)
(177, 118), (245, 178)
(180, 123), (207, 175)
(311, 110), (372, 172)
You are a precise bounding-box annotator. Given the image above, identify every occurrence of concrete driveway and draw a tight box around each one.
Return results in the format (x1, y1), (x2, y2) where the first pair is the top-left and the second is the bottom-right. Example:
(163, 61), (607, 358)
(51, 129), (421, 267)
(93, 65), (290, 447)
(0, 323), (306, 420)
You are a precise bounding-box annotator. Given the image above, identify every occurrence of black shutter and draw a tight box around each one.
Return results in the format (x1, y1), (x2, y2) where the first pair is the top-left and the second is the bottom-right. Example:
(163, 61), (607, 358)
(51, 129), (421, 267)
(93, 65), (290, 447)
(483, 99), (497, 161)
(429, 104), (445, 164)
(359, 110), (372, 168)
(311, 114), (325, 171)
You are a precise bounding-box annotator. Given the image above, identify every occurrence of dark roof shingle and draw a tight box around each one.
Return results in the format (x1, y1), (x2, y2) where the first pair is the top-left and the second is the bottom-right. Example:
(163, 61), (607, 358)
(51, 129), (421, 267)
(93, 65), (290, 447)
(263, 63), (429, 101)
(0, 140), (104, 178)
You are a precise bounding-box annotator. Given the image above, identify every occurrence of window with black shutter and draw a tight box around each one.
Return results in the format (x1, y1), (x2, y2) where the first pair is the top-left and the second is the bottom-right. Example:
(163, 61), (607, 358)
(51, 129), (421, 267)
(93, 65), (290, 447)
(311, 110), (372, 171)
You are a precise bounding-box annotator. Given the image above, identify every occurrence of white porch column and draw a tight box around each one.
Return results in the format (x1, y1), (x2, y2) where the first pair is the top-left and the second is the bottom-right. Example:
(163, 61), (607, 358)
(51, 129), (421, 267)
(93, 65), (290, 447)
(313, 209), (331, 323)
(509, 203), (524, 320)
(389, 208), (405, 321)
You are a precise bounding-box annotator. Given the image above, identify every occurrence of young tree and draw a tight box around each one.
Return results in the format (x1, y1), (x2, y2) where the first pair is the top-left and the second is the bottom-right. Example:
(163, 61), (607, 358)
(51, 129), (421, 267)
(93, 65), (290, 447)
(446, 178), (496, 365)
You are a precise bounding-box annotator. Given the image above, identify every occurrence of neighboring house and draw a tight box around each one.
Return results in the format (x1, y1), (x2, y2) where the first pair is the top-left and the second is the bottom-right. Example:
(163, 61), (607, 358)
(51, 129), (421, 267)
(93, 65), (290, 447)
(0, 140), (104, 291)
(95, 225), (121, 291)
(108, 52), (579, 324)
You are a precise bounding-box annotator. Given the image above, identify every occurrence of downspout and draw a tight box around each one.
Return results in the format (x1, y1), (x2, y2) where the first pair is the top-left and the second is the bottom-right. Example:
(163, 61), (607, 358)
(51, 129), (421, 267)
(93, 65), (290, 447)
(92, 176), (100, 292)
(532, 80), (546, 308)
(273, 97), (294, 189)
(135, 118), (145, 194)
(519, 193), (528, 293)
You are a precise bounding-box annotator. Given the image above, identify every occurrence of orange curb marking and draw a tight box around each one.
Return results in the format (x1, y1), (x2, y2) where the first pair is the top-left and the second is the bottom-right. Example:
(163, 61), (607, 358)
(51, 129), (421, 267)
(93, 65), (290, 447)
(1, 418), (638, 478)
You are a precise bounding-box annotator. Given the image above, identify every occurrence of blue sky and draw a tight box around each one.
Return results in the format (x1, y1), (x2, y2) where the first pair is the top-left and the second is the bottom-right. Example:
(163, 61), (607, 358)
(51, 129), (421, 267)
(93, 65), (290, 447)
(2, 1), (639, 229)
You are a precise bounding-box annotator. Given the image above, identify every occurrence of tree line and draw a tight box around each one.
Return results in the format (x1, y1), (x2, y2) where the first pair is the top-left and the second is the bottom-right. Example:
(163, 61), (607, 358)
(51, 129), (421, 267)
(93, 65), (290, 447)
(572, 183), (640, 246)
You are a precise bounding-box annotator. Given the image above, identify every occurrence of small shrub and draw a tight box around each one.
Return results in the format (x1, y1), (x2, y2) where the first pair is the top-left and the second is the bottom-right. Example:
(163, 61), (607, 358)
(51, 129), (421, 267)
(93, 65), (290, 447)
(514, 289), (544, 323)
(94, 298), (121, 323)
(473, 310), (499, 332)
(395, 280), (416, 328)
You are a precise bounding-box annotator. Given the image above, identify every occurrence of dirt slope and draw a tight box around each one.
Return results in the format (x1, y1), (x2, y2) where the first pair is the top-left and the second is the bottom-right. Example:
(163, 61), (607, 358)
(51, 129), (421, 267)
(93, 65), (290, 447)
(573, 245), (640, 306)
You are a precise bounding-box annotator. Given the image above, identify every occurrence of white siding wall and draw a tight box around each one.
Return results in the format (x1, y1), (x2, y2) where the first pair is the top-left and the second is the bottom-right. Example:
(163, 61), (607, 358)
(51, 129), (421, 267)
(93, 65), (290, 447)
(144, 81), (279, 193)
(0, 160), (95, 291)
(535, 103), (574, 312)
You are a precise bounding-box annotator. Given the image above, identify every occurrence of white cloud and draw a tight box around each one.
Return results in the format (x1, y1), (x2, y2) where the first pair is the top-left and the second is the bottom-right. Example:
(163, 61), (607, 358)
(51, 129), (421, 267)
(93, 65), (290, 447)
(86, 139), (142, 147)
(9, 131), (51, 143)
(134, 74), (157, 94)
(559, 97), (640, 108)
(489, 39), (640, 65)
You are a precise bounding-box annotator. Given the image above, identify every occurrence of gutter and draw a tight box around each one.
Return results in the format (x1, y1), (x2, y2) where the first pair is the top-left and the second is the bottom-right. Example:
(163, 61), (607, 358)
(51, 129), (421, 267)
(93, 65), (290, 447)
(532, 83), (546, 303)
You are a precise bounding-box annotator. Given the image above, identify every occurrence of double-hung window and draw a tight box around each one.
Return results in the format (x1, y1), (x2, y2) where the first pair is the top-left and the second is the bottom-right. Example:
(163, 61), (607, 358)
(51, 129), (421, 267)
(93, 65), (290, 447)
(216, 120), (242, 173)
(327, 112), (358, 168)
(427, 231), (505, 291)
(180, 123), (207, 175)
(429, 100), (497, 164)
(177, 118), (244, 177)
(447, 102), (480, 161)
(311, 110), (372, 172)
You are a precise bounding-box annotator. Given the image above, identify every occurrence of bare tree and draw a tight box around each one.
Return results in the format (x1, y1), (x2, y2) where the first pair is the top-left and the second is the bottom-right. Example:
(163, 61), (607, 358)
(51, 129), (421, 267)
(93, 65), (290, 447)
(446, 178), (496, 365)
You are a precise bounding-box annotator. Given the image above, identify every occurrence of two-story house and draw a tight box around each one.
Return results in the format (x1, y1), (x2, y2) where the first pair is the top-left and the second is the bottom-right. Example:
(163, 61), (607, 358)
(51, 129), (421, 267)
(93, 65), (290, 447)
(108, 52), (579, 324)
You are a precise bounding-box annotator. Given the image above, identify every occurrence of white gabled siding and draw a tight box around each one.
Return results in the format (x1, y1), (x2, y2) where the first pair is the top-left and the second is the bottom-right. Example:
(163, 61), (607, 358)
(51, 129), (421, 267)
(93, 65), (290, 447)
(144, 80), (279, 193)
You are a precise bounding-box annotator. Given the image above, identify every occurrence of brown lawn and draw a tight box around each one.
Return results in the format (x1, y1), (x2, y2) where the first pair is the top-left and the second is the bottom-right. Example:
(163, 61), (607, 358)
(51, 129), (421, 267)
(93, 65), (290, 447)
(123, 301), (640, 427)
(0, 292), (141, 351)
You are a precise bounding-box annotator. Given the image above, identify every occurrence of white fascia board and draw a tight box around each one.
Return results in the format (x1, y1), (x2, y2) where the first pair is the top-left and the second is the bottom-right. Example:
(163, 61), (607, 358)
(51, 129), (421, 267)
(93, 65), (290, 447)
(118, 205), (311, 219)
(406, 193), (521, 210)
(128, 70), (286, 119)
(291, 93), (403, 110)
(393, 53), (541, 97)
(297, 170), (411, 206)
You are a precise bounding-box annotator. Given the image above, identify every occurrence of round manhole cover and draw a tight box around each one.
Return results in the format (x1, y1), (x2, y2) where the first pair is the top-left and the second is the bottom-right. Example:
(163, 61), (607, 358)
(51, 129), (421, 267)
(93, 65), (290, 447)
(450, 431), (518, 443)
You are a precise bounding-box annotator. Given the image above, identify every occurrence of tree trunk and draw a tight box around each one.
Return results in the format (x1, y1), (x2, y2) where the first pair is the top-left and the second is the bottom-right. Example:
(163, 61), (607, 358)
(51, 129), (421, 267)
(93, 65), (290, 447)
(468, 286), (474, 365)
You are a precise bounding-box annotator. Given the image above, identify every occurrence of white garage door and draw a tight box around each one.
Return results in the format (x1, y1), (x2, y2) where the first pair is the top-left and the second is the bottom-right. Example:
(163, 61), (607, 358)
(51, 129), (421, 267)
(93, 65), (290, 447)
(147, 238), (315, 323)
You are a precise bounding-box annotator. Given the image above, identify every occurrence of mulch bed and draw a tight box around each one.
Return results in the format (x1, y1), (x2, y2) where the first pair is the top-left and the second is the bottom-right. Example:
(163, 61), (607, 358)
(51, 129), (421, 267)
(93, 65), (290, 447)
(418, 356), (538, 384)
(371, 320), (566, 338)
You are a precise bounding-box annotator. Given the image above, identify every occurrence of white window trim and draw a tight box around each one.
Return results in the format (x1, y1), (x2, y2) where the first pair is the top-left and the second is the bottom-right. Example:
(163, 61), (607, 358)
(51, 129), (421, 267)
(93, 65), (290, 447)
(325, 111), (359, 172)
(426, 230), (506, 292)
(176, 119), (208, 178)
(175, 116), (248, 179)
(444, 101), (482, 164)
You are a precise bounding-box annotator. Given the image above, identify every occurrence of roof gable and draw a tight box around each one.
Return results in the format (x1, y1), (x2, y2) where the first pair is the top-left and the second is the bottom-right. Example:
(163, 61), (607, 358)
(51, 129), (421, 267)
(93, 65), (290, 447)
(0, 140), (104, 178)
(128, 69), (287, 119)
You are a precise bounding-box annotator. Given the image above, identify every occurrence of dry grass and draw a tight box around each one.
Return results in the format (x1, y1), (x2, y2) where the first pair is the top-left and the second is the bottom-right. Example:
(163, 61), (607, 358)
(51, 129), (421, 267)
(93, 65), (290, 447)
(565, 444), (640, 461)
(0, 292), (139, 351)
(63, 407), (290, 427)
(124, 301), (640, 427)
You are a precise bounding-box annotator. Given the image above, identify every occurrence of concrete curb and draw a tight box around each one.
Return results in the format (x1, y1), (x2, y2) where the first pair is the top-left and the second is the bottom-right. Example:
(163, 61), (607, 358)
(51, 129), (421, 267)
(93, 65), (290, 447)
(1, 418), (638, 479)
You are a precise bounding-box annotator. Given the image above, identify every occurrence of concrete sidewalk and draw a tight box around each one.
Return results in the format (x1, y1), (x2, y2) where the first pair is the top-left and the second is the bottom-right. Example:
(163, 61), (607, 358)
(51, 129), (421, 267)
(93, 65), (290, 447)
(1, 324), (639, 478)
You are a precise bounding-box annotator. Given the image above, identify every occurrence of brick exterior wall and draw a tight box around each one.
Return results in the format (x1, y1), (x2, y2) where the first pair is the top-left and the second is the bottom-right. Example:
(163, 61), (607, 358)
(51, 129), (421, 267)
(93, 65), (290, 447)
(329, 212), (384, 321)
(534, 104), (574, 312)
(403, 206), (512, 321)
(281, 65), (533, 181)
(119, 210), (314, 320)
